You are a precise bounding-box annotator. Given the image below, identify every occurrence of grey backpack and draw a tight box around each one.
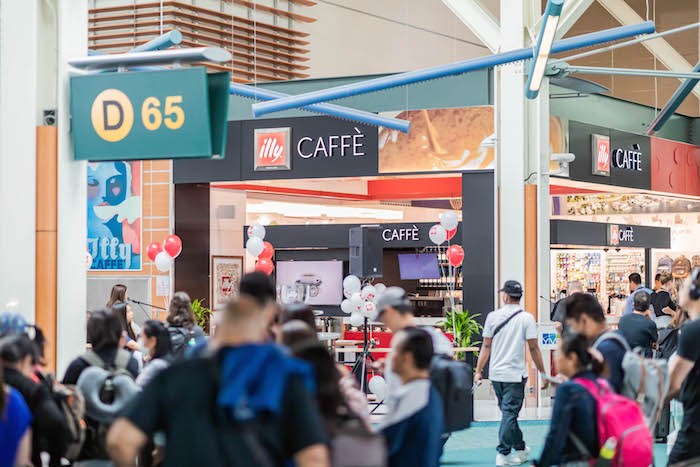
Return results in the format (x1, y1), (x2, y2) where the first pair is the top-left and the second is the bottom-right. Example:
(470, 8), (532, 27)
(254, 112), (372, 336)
(593, 332), (669, 429)
(76, 350), (139, 459)
(331, 418), (387, 467)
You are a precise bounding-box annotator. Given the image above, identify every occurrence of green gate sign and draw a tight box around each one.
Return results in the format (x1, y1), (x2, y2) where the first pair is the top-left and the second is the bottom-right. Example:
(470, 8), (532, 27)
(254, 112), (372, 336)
(70, 68), (230, 161)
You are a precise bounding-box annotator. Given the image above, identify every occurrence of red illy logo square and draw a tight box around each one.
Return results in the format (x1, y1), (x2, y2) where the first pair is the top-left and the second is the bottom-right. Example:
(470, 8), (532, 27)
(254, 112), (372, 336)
(591, 134), (610, 176)
(254, 128), (292, 171)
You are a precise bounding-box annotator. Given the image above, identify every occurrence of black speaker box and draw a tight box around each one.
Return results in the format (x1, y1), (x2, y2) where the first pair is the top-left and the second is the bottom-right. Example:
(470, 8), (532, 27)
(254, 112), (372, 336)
(349, 226), (383, 278)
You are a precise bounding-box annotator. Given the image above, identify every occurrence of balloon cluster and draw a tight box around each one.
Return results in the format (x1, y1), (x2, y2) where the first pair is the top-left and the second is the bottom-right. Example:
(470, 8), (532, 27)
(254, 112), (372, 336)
(146, 235), (183, 272)
(340, 275), (387, 327)
(246, 223), (275, 276)
(428, 211), (464, 267)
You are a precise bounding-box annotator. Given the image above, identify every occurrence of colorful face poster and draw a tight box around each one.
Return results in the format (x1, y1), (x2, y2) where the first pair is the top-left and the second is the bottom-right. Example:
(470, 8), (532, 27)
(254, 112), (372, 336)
(87, 161), (142, 270)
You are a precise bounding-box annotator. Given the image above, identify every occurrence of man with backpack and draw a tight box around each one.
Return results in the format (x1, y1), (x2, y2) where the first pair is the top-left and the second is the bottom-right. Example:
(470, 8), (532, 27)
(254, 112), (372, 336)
(63, 308), (139, 464)
(474, 280), (548, 466)
(107, 297), (330, 467)
(376, 287), (472, 438)
(566, 293), (668, 430)
(667, 269), (700, 464)
(565, 293), (626, 394)
(380, 327), (444, 467)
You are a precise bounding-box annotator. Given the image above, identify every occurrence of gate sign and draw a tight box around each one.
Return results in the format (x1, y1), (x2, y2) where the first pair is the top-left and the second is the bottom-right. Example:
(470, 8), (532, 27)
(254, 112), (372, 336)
(70, 68), (230, 161)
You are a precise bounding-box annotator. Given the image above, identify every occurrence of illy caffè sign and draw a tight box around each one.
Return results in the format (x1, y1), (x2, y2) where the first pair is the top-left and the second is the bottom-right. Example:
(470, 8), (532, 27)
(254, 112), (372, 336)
(253, 123), (372, 172)
(592, 138), (644, 176)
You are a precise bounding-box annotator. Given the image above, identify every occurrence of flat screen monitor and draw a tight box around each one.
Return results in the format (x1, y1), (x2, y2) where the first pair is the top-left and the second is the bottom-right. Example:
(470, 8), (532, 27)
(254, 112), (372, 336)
(276, 261), (343, 305)
(398, 253), (440, 280)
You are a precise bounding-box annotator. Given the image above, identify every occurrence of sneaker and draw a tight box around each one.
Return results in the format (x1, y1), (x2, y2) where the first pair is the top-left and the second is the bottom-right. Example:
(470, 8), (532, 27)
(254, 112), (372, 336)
(512, 446), (531, 464)
(495, 453), (523, 466)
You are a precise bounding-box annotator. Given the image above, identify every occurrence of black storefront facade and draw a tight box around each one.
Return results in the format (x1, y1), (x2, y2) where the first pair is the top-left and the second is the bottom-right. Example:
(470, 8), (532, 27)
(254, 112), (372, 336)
(173, 115), (496, 321)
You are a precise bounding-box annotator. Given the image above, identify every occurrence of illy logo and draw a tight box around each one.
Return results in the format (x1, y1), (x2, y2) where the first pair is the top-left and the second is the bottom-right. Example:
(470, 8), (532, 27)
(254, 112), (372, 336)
(254, 127), (292, 171)
(591, 134), (611, 177)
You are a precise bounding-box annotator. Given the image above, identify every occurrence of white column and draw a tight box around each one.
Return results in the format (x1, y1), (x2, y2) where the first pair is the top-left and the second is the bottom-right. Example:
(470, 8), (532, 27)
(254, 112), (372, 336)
(0, 0), (38, 321)
(495, 0), (526, 289)
(56, 0), (88, 375)
(527, 80), (552, 404)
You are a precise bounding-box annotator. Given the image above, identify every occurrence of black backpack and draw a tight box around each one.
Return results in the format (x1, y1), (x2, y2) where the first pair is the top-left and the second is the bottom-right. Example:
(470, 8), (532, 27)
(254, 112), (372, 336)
(430, 355), (473, 433)
(168, 327), (198, 361)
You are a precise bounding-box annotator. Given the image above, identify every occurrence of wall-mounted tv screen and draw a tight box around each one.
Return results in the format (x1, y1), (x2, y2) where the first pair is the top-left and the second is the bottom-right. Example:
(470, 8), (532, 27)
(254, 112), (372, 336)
(398, 253), (440, 280)
(276, 261), (343, 305)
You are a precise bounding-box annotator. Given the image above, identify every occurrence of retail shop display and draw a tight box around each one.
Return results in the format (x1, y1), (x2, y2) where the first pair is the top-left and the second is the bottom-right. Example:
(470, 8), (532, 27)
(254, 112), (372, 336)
(553, 250), (602, 299)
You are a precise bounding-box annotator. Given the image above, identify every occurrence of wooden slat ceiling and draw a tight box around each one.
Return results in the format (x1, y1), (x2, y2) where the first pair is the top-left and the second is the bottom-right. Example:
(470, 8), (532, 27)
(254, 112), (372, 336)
(88, 0), (315, 83)
(553, 0), (700, 117)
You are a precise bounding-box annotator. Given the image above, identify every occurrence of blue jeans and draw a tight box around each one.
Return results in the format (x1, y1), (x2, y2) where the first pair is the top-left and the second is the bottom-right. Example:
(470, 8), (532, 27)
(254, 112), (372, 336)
(492, 380), (526, 455)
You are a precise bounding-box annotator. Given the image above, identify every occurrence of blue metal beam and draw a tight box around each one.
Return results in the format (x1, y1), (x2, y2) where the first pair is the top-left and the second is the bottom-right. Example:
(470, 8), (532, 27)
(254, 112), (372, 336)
(646, 60), (700, 135)
(525, 0), (564, 99)
(84, 31), (407, 131)
(130, 30), (183, 53)
(229, 83), (410, 132)
(252, 21), (655, 117)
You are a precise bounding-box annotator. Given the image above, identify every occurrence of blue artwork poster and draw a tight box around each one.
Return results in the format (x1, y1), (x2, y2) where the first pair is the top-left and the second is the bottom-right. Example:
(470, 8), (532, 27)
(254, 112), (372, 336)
(87, 161), (142, 270)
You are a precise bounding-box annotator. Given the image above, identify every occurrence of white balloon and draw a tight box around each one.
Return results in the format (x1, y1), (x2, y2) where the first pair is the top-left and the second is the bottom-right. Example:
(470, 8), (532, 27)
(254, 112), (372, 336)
(429, 224), (447, 245)
(85, 251), (93, 270)
(247, 223), (266, 240)
(440, 211), (459, 231)
(246, 237), (264, 257)
(350, 293), (364, 311)
(374, 283), (386, 295)
(368, 375), (388, 400)
(343, 275), (362, 294)
(340, 299), (354, 314)
(349, 311), (365, 327)
(155, 251), (173, 272)
(344, 289), (353, 299)
(362, 301), (377, 319)
(361, 285), (377, 302)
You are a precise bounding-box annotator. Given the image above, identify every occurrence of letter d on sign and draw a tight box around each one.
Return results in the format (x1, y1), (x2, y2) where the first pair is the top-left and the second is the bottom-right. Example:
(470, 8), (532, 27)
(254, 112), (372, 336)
(91, 88), (134, 142)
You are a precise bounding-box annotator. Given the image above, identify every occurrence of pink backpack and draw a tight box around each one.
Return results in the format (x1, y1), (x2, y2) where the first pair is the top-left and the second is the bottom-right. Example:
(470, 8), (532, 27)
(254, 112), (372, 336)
(574, 378), (653, 467)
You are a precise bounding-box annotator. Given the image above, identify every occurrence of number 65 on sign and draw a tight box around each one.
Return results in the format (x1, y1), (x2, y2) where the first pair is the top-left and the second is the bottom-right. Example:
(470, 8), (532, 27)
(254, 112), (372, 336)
(71, 68), (229, 161)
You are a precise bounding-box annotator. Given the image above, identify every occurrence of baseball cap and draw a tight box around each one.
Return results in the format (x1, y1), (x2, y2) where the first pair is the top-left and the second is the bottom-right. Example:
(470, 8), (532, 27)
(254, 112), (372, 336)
(499, 280), (523, 298)
(375, 287), (413, 318)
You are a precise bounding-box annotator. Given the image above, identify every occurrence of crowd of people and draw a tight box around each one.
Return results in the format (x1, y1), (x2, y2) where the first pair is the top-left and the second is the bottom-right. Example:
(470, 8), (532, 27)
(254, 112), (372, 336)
(479, 272), (700, 466)
(0, 269), (699, 467)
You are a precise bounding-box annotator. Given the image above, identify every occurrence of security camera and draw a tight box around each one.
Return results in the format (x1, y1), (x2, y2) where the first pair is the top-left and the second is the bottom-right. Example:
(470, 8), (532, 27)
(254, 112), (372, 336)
(551, 153), (576, 163)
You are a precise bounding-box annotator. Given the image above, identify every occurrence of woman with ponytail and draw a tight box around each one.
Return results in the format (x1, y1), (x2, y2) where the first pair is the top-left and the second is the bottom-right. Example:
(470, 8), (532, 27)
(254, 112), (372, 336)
(534, 334), (603, 467)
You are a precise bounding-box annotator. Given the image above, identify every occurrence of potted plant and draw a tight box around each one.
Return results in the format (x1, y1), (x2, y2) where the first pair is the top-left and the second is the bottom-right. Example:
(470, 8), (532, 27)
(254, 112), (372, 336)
(438, 306), (482, 361)
(191, 298), (212, 334)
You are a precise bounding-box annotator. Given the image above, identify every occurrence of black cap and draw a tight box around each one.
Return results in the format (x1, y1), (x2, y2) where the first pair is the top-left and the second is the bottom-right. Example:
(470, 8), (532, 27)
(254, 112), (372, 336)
(499, 280), (523, 298)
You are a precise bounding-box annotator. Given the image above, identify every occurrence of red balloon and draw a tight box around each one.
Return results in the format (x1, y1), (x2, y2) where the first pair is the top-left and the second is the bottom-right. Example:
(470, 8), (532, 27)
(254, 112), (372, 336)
(259, 241), (275, 260)
(146, 242), (163, 262)
(256, 258), (274, 275)
(446, 228), (457, 241)
(163, 235), (183, 258)
(447, 245), (465, 267)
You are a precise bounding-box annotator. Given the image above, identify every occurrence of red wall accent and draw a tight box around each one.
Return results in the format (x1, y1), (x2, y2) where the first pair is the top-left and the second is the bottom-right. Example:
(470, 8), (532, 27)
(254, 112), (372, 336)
(651, 137), (700, 196)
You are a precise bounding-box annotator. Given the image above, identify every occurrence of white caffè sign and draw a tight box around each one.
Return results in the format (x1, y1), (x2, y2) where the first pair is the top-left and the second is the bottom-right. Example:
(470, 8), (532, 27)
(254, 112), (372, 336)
(608, 224), (634, 246)
(612, 143), (643, 172)
(382, 225), (420, 242)
(298, 127), (367, 159)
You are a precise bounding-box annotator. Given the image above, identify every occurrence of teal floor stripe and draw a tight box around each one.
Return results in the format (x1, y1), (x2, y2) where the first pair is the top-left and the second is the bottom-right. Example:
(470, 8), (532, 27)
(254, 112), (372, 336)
(442, 423), (670, 466)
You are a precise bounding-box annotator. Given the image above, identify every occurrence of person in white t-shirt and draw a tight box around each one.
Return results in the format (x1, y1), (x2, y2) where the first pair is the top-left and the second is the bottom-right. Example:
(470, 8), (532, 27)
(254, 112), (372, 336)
(474, 280), (548, 466)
